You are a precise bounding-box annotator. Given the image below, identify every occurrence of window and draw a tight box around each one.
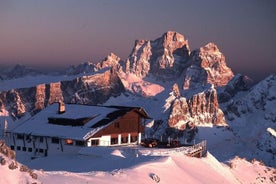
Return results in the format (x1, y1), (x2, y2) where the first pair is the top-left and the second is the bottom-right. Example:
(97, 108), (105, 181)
(114, 122), (120, 128)
(76, 141), (85, 146)
(39, 137), (44, 143)
(10, 146), (14, 150)
(111, 138), (118, 145)
(17, 146), (21, 151)
(17, 134), (24, 139)
(65, 139), (73, 145)
(22, 147), (27, 151)
(121, 137), (128, 144)
(51, 137), (60, 144)
(91, 140), (99, 146)
(28, 147), (32, 152)
(39, 149), (44, 153)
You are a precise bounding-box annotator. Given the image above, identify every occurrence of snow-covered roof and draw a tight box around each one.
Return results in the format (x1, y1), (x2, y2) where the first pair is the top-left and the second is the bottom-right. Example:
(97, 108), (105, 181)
(10, 103), (149, 141)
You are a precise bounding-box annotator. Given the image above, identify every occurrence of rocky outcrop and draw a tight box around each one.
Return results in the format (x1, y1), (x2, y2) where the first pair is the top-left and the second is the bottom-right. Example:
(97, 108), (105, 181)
(0, 140), (39, 182)
(0, 69), (125, 118)
(96, 52), (124, 71)
(183, 43), (234, 89)
(64, 68), (125, 105)
(34, 84), (46, 111)
(226, 74), (276, 120)
(168, 86), (227, 130)
(0, 90), (27, 118)
(126, 31), (190, 78)
(126, 39), (152, 77)
(218, 74), (254, 102)
(66, 53), (123, 76)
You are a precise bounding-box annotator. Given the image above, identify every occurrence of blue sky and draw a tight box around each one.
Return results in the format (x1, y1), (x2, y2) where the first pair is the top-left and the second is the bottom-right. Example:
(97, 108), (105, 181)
(0, 0), (275, 81)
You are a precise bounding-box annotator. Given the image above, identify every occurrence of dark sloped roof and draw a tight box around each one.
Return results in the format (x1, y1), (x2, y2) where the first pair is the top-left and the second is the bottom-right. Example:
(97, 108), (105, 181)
(48, 116), (95, 126)
(91, 109), (130, 128)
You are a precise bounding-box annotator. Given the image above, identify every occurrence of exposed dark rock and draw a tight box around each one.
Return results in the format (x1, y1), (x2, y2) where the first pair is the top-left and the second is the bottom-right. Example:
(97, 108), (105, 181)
(0, 69), (125, 118)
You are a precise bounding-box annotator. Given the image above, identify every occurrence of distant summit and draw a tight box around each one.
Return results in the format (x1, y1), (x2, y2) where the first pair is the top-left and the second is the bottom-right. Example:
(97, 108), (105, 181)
(126, 31), (190, 78)
(0, 64), (44, 80)
(96, 52), (124, 70)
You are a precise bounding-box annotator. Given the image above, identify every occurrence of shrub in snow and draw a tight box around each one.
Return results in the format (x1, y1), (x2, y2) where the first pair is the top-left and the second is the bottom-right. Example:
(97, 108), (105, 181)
(111, 169), (124, 176)
(29, 171), (38, 180)
(0, 140), (16, 159)
(0, 157), (6, 165)
(229, 161), (235, 169)
(20, 165), (30, 172)
(8, 161), (18, 170)
(150, 173), (160, 183)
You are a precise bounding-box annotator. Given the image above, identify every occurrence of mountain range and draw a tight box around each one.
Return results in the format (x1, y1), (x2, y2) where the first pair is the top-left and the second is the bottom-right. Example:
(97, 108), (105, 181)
(0, 31), (275, 167)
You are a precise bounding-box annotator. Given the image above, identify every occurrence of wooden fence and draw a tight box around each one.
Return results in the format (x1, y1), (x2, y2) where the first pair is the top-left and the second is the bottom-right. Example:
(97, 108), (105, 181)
(138, 140), (207, 158)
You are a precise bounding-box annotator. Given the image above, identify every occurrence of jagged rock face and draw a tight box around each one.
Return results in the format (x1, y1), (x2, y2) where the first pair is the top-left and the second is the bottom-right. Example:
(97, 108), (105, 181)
(226, 74), (276, 121)
(96, 52), (123, 70)
(48, 82), (64, 105)
(183, 43), (234, 89)
(66, 53), (124, 76)
(126, 31), (190, 78)
(6, 90), (26, 118)
(64, 69), (125, 104)
(34, 84), (46, 111)
(126, 39), (152, 77)
(168, 87), (227, 130)
(0, 69), (125, 118)
(218, 74), (254, 103)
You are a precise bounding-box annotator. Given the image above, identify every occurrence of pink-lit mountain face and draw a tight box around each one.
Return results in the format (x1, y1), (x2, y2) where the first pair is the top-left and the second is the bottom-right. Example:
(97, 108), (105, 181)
(0, 31), (275, 166)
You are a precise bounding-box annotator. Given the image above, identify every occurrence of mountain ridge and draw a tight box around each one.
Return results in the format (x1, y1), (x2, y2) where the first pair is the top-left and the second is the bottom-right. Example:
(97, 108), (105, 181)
(0, 31), (275, 167)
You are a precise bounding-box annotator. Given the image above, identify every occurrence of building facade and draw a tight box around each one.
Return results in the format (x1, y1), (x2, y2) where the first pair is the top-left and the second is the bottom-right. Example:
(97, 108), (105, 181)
(6, 103), (150, 157)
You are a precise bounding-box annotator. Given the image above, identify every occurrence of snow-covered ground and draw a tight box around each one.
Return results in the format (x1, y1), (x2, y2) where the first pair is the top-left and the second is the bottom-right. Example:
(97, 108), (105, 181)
(1, 146), (275, 184)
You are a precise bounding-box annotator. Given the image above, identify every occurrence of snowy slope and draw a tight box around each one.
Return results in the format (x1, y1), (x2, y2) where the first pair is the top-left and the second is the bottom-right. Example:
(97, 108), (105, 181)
(3, 147), (275, 184)
(0, 141), (39, 184)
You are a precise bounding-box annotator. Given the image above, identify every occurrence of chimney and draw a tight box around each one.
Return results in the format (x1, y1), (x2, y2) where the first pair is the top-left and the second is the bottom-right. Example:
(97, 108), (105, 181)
(58, 101), (66, 114)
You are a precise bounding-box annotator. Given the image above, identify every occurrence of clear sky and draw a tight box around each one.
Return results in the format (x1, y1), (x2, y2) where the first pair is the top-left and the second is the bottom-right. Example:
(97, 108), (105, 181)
(0, 0), (275, 81)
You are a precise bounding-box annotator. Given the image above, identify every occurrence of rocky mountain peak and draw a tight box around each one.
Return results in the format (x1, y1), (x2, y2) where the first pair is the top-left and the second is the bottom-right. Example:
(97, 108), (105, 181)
(97, 52), (122, 69)
(161, 31), (188, 49)
(183, 42), (234, 89)
(200, 42), (219, 53)
(126, 31), (190, 78)
(125, 39), (151, 77)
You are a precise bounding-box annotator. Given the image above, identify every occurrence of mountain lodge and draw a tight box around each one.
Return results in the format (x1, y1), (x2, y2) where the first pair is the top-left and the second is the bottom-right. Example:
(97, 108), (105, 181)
(6, 103), (150, 156)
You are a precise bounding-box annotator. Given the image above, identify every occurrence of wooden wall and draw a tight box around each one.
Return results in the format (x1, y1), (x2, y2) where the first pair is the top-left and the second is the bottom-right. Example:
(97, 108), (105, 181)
(92, 110), (144, 138)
